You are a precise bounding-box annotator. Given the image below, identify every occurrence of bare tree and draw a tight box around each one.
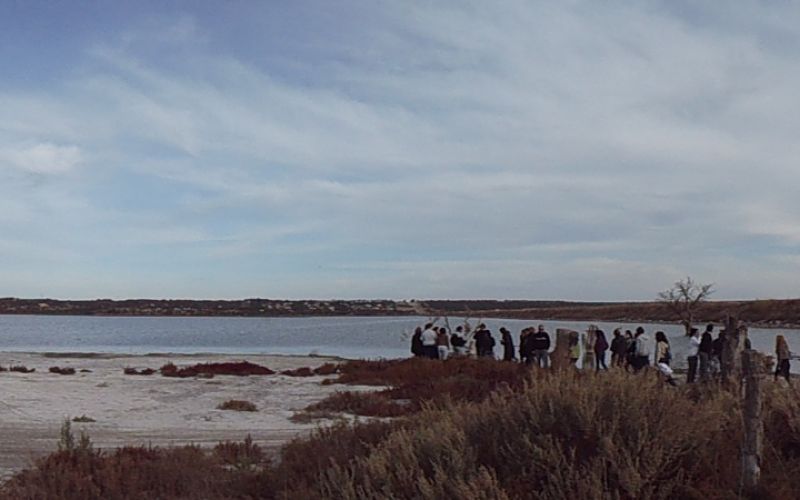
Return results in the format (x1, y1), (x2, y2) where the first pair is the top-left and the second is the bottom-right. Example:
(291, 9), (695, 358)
(657, 277), (714, 336)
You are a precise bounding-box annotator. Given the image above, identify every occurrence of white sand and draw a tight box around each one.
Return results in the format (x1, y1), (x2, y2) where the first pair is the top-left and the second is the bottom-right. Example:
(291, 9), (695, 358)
(0, 352), (352, 478)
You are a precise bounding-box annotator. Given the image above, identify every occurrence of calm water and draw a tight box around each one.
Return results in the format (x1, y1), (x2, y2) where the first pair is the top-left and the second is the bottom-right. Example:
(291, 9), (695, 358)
(0, 315), (796, 366)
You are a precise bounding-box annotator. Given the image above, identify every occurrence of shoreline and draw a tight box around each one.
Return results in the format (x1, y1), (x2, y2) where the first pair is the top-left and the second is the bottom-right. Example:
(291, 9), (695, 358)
(2, 311), (799, 330)
(0, 352), (351, 479)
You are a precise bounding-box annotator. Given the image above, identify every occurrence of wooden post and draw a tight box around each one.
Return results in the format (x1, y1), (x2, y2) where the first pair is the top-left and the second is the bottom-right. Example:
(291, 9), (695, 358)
(583, 326), (596, 370)
(721, 316), (747, 386)
(741, 349), (764, 492)
(552, 329), (576, 370)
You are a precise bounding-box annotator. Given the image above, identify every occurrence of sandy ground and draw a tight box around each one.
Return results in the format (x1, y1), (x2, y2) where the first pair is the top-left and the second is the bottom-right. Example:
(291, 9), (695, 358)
(0, 352), (353, 479)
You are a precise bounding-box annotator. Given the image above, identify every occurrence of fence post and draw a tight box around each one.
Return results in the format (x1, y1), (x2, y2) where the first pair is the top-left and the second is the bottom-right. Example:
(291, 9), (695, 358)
(721, 316), (747, 386)
(741, 349), (763, 493)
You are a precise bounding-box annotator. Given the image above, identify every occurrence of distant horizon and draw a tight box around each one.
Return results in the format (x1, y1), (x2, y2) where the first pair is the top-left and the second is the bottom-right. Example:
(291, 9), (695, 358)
(4, 296), (799, 303)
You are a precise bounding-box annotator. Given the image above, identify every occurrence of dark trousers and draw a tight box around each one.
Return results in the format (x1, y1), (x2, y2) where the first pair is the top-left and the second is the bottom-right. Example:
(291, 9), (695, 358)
(687, 355), (698, 383)
(775, 359), (791, 382)
(595, 351), (608, 371)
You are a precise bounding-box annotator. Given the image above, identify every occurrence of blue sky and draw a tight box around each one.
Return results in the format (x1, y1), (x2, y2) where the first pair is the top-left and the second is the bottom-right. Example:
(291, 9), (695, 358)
(1, 1), (799, 300)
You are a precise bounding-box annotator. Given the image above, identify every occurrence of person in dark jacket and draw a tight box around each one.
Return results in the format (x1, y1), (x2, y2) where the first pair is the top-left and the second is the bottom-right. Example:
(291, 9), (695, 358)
(474, 324), (496, 358)
(411, 327), (423, 357)
(519, 327), (533, 364)
(530, 325), (551, 368)
(500, 327), (515, 361)
(699, 324), (714, 381)
(450, 326), (468, 356)
(710, 331), (726, 377)
(624, 330), (636, 370)
(594, 329), (609, 371)
(610, 328), (627, 367)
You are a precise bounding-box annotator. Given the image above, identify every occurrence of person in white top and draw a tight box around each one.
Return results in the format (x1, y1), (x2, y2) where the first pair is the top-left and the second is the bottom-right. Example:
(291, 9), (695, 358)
(687, 327), (701, 383)
(420, 323), (438, 359)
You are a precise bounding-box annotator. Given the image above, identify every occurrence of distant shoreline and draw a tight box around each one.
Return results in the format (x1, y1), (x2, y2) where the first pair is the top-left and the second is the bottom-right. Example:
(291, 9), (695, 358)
(2, 297), (800, 330)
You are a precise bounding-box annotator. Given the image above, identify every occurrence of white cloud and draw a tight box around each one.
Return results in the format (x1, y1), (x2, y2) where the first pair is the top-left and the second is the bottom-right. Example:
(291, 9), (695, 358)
(1, 142), (82, 174)
(2, 3), (800, 299)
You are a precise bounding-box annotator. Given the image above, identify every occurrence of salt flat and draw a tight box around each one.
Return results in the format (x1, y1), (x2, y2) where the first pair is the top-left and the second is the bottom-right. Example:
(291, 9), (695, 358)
(0, 352), (348, 478)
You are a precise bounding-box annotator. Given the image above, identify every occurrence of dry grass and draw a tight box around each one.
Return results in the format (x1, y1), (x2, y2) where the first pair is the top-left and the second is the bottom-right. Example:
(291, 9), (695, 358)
(7, 360), (800, 499)
(217, 400), (258, 412)
(160, 361), (275, 378)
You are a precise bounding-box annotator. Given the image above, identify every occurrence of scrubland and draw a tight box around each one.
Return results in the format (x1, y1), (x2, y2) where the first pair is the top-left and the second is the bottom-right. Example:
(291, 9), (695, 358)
(4, 357), (800, 499)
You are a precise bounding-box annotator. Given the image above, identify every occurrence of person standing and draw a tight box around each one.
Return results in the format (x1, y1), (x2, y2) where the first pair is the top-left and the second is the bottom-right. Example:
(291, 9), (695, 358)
(610, 328), (626, 367)
(475, 324), (496, 358)
(655, 331), (677, 386)
(500, 327), (516, 361)
(519, 328), (533, 364)
(775, 335), (792, 382)
(624, 330), (636, 370)
(411, 326), (423, 357)
(633, 327), (650, 371)
(421, 323), (438, 359)
(569, 332), (581, 367)
(710, 330), (726, 377)
(436, 327), (451, 360)
(531, 325), (551, 368)
(686, 328), (700, 383)
(699, 324), (714, 381)
(450, 326), (468, 356)
(594, 329), (609, 371)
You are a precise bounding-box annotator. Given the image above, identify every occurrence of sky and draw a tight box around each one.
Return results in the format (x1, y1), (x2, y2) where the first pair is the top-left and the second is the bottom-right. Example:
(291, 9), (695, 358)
(1, 1), (799, 301)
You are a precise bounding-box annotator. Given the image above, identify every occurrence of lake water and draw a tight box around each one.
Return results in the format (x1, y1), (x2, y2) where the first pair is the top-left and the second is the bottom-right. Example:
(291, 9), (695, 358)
(0, 314), (796, 368)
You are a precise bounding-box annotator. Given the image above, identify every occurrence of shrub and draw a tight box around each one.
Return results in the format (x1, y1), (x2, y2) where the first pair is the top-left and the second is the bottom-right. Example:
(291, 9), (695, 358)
(9, 365), (34, 373)
(161, 361), (275, 378)
(281, 367), (315, 377)
(213, 435), (267, 471)
(302, 390), (409, 418)
(313, 363), (339, 376)
(124, 367), (156, 375)
(217, 400), (258, 412)
(49, 366), (76, 375)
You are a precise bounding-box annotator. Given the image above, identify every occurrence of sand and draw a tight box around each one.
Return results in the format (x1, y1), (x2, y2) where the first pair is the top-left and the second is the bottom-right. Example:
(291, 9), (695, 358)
(0, 352), (355, 479)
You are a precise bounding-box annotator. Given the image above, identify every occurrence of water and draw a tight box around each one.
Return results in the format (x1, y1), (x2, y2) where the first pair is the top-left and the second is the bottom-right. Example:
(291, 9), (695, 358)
(0, 314), (796, 364)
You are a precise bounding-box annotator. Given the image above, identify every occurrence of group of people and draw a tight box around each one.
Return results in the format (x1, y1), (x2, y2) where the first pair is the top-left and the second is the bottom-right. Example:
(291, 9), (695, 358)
(411, 322), (555, 367)
(411, 320), (794, 385)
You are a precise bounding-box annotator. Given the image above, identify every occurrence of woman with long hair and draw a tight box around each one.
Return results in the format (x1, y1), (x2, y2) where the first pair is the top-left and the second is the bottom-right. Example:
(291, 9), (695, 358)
(655, 331), (677, 386)
(775, 335), (791, 382)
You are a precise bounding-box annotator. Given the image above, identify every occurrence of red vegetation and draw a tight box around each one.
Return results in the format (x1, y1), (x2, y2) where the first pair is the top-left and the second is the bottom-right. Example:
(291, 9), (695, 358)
(49, 366), (77, 375)
(9, 365), (35, 373)
(297, 357), (531, 419)
(312, 363), (339, 375)
(280, 367), (315, 377)
(160, 361), (275, 378)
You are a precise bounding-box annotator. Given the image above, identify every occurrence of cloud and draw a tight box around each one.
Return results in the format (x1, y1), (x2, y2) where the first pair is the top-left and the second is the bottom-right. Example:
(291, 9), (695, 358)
(1, 142), (82, 174)
(1, 3), (800, 299)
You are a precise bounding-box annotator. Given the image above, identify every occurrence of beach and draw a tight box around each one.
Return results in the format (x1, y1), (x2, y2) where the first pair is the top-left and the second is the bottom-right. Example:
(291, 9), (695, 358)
(0, 352), (348, 478)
